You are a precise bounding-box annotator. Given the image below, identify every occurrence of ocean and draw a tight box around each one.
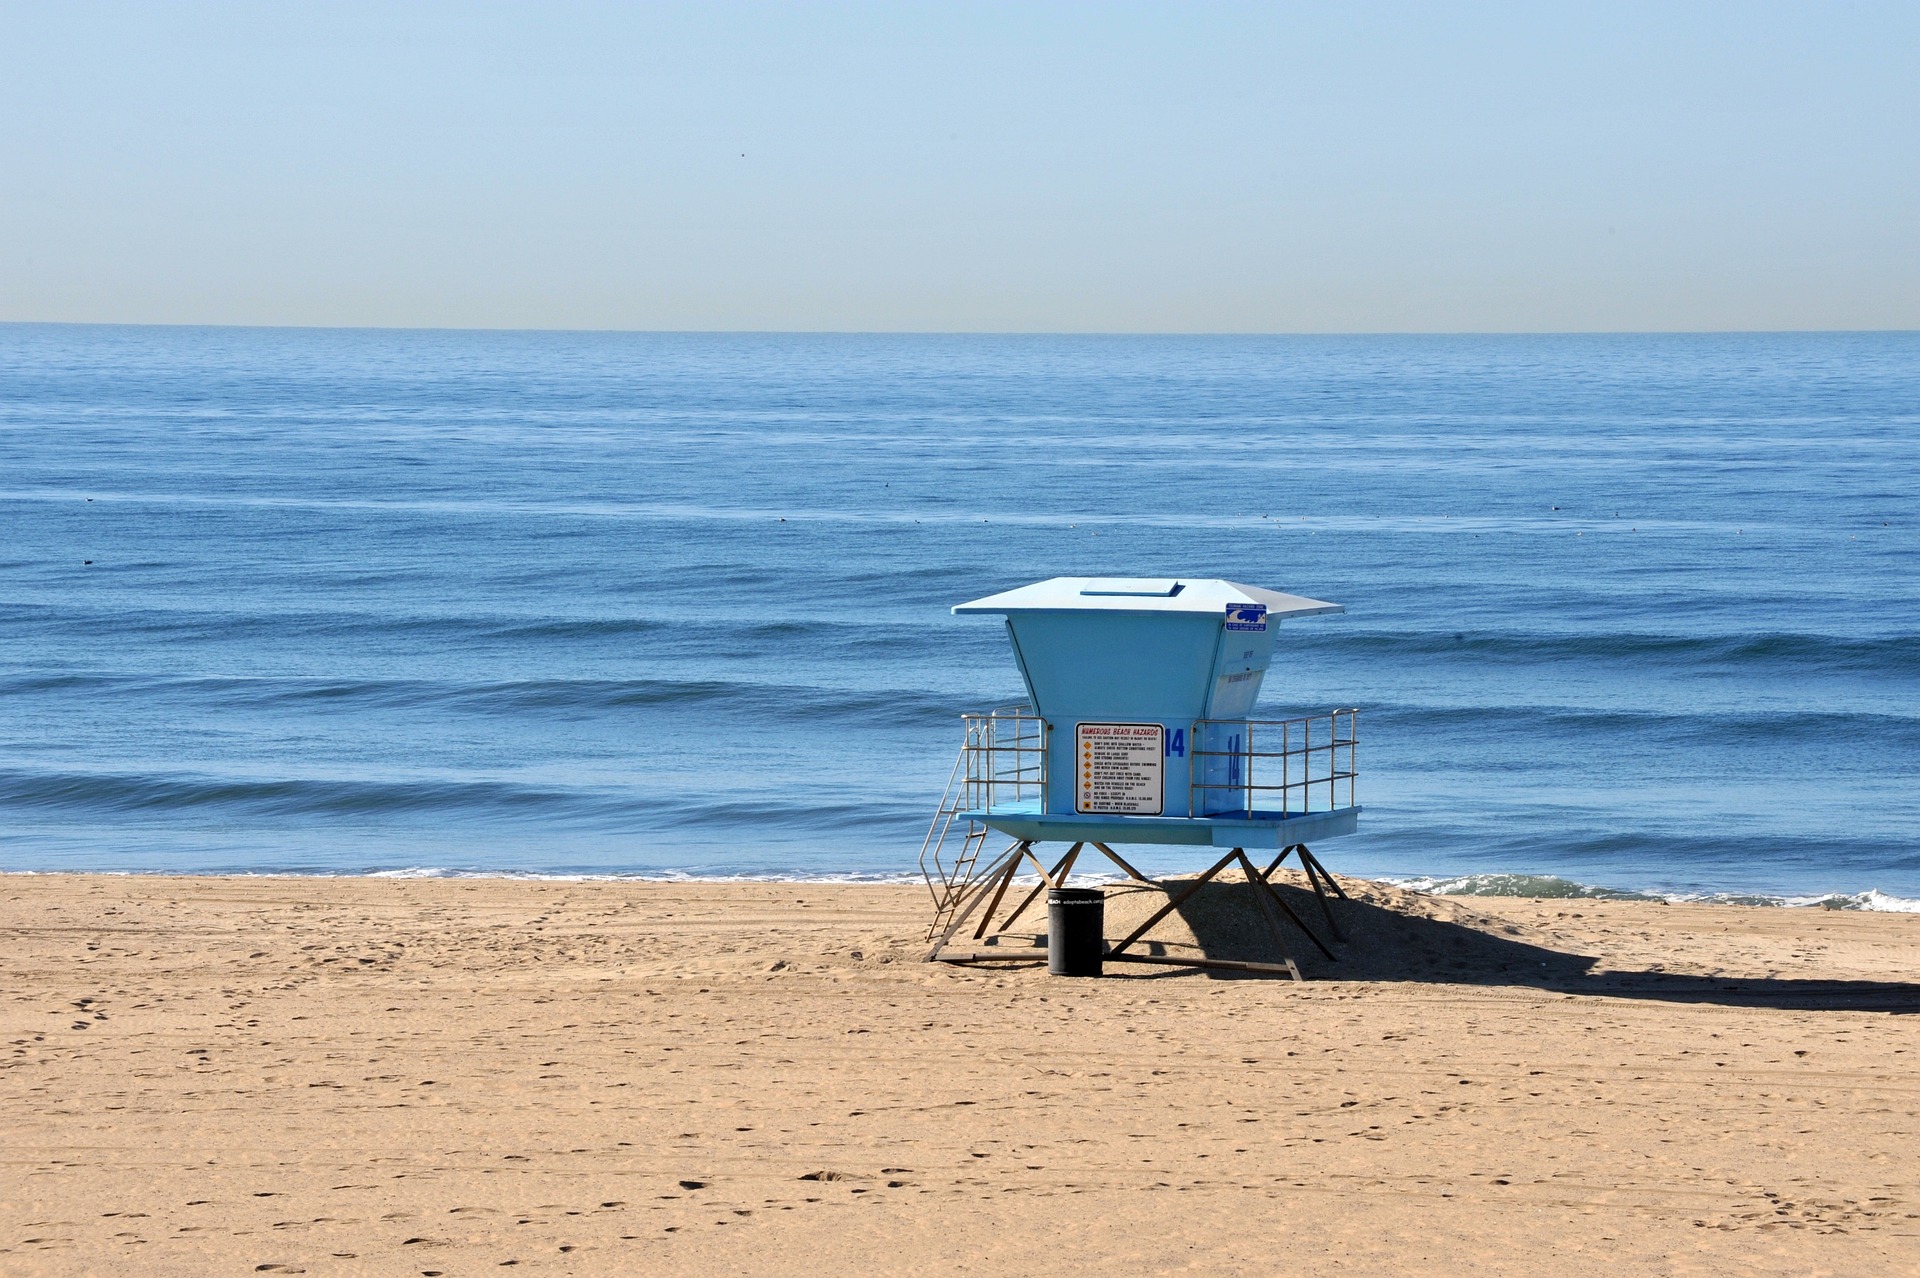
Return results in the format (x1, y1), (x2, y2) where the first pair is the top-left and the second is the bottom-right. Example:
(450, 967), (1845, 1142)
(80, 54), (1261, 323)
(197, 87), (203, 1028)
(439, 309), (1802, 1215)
(2, 325), (1915, 904)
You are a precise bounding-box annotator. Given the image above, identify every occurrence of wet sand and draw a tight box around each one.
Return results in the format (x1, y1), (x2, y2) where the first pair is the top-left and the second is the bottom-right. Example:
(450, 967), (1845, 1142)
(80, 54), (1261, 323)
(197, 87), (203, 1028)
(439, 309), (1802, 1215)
(3, 872), (1918, 1275)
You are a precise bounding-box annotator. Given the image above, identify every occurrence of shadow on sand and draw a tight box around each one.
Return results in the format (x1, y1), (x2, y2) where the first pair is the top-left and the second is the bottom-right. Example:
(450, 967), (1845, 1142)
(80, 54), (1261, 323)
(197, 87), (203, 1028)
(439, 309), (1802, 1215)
(979, 874), (1920, 1012)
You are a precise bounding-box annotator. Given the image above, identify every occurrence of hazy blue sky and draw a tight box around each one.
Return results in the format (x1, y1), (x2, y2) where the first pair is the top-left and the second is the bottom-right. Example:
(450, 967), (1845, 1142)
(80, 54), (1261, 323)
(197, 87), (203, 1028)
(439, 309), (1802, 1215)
(3, 2), (1915, 332)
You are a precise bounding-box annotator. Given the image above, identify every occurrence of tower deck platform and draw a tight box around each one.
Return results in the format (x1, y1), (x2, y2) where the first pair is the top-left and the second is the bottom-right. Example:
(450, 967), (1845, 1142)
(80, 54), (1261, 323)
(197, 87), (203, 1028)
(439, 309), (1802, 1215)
(962, 801), (1359, 850)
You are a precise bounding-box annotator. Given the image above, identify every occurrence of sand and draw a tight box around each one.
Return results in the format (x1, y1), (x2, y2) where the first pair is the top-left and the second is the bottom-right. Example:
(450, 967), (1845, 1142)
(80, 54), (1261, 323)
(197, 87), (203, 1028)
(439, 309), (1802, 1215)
(3, 871), (1918, 1276)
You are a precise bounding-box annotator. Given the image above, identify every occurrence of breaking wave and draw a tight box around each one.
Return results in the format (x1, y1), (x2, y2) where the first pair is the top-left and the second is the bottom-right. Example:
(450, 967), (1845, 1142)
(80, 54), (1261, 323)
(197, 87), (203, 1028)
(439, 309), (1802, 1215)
(1394, 872), (1920, 912)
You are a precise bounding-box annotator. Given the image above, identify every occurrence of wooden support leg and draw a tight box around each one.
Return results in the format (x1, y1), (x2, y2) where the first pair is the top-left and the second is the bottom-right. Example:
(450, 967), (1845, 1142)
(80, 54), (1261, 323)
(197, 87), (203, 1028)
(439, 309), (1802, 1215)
(1019, 844), (1063, 888)
(971, 852), (1024, 941)
(997, 843), (1083, 934)
(1294, 844), (1347, 940)
(1054, 844), (1081, 887)
(1106, 847), (1242, 958)
(1242, 850), (1337, 961)
(1261, 845), (1297, 880)
(1091, 842), (1157, 884)
(1106, 954), (1303, 977)
(924, 844), (1022, 961)
(1229, 850), (1304, 982)
(1298, 844), (1350, 899)
(1263, 843), (1346, 943)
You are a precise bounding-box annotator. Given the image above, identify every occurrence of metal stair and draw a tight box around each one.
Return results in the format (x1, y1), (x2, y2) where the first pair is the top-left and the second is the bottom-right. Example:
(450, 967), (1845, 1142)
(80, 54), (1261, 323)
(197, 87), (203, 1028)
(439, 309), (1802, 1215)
(917, 707), (1045, 943)
(917, 739), (991, 940)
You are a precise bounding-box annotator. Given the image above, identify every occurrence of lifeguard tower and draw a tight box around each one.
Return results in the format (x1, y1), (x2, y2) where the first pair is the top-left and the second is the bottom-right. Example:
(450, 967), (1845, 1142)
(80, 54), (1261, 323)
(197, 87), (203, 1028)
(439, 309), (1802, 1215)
(919, 577), (1359, 979)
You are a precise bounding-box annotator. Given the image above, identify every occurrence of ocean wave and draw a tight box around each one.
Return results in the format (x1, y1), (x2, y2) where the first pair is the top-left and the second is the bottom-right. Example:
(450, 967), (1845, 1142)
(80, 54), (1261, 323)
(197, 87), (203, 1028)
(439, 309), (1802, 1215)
(1672, 888), (1920, 913)
(0, 768), (583, 817)
(356, 866), (926, 884)
(0, 863), (935, 884)
(1393, 872), (1657, 900)
(1393, 872), (1920, 912)
(14, 607), (1910, 686)
(17, 672), (1913, 743)
(0, 670), (976, 724)
(1362, 703), (1920, 747)
(1304, 629), (1920, 678)
(0, 603), (963, 650)
(0, 766), (929, 834)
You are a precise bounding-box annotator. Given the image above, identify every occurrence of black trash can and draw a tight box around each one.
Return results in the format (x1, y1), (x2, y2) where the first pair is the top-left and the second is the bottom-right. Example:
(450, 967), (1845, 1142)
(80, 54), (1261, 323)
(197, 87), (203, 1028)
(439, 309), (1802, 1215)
(1047, 887), (1105, 977)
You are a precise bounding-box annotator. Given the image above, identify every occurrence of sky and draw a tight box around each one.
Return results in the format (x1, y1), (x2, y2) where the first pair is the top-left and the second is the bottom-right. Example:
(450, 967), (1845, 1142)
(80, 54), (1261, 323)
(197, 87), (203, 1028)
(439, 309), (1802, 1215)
(2, 2), (1916, 333)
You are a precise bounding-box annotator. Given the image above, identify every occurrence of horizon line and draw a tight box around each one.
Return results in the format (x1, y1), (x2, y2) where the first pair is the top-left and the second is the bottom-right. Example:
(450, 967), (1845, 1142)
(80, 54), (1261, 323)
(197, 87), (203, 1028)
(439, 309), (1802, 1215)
(3, 319), (1917, 340)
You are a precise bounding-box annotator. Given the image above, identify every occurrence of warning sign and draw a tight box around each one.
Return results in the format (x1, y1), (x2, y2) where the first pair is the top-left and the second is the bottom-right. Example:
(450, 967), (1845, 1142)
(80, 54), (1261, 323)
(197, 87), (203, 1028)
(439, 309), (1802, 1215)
(1075, 722), (1165, 815)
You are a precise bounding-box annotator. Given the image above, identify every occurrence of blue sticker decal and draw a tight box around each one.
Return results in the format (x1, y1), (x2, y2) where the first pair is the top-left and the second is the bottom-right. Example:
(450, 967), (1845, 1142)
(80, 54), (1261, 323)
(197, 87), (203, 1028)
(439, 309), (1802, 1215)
(1224, 603), (1268, 632)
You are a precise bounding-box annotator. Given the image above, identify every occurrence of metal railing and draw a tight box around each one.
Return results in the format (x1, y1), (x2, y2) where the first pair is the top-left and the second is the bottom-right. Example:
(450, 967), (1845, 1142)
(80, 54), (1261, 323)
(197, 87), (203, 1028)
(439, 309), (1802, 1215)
(915, 706), (1047, 908)
(958, 705), (1048, 813)
(1188, 709), (1358, 818)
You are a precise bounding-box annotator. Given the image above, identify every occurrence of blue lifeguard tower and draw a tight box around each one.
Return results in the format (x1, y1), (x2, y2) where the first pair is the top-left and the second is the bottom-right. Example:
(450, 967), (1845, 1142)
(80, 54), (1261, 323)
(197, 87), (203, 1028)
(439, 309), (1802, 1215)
(919, 576), (1359, 979)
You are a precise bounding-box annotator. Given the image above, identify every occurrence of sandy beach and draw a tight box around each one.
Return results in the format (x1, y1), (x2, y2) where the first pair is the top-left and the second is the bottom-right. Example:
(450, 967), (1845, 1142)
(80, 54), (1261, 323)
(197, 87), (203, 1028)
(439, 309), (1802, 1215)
(4, 872), (1918, 1276)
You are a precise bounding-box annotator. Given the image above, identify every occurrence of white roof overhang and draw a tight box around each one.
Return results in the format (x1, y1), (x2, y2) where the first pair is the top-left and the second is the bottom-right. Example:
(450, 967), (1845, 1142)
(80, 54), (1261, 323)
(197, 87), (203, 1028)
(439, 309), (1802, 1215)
(952, 576), (1344, 618)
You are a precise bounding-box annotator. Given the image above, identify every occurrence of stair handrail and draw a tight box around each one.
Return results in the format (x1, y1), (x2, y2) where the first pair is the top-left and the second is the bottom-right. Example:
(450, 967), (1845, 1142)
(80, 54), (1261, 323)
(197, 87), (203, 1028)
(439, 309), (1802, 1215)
(917, 705), (1046, 909)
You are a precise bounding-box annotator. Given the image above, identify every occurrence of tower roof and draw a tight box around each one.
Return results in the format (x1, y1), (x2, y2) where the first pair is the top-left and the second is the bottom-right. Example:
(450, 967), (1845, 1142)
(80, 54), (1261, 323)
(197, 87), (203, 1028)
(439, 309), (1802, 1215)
(952, 577), (1343, 618)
